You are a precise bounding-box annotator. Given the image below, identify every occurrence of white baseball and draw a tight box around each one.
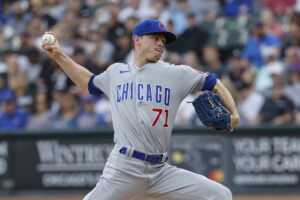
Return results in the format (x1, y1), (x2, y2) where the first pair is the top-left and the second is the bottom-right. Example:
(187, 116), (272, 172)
(42, 34), (55, 45)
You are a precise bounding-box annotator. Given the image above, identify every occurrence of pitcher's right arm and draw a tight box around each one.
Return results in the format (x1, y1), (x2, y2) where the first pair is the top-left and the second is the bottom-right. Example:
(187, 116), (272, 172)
(42, 31), (93, 94)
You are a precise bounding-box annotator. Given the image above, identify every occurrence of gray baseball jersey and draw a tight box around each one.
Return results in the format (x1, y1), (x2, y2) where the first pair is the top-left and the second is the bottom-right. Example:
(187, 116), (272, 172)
(93, 60), (207, 153)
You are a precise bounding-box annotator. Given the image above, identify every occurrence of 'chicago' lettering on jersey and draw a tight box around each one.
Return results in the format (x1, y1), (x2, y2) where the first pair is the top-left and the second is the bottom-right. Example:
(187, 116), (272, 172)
(116, 82), (170, 106)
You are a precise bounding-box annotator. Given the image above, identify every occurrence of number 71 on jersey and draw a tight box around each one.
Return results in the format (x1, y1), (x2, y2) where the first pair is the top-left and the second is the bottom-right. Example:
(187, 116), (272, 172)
(152, 108), (169, 127)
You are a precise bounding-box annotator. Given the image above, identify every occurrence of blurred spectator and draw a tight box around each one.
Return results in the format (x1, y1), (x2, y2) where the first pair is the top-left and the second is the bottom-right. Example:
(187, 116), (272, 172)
(241, 66), (256, 88)
(123, 16), (139, 35)
(237, 83), (265, 126)
(50, 66), (74, 94)
(188, 0), (220, 23)
(260, 9), (284, 39)
(72, 32), (87, 50)
(62, 9), (79, 31)
(23, 47), (43, 85)
(282, 23), (300, 56)
(118, 0), (155, 22)
(106, 2), (124, 43)
(95, 95), (112, 125)
(256, 80), (294, 125)
(150, 0), (171, 24)
(175, 92), (198, 126)
(182, 51), (201, 70)
(295, 108), (300, 124)
(5, 1), (31, 35)
(261, 0), (295, 17)
(88, 29), (115, 70)
(5, 53), (23, 75)
(165, 51), (181, 65)
(282, 46), (300, 113)
(242, 21), (281, 68)
(0, 90), (29, 130)
(254, 46), (284, 92)
(28, 0), (57, 28)
(284, 62), (300, 108)
(76, 17), (92, 42)
(284, 45), (300, 71)
(223, 49), (248, 91)
(112, 32), (131, 63)
(27, 91), (53, 130)
(47, 70), (74, 118)
(168, 12), (208, 59)
(51, 92), (78, 129)
(202, 45), (227, 78)
(0, 1), (14, 27)
(49, 87), (64, 118)
(73, 48), (101, 75)
(171, 0), (190, 34)
(26, 16), (44, 47)
(0, 73), (9, 111)
(43, 0), (67, 21)
(0, 49), (14, 74)
(51, 21), (73, 55)
(223, 0), (252, 18)
(77, 94), (106, 129)
(227, 59), (257, 114)
(166, 19), (175, 36)
(8, 74), (34, 112)
(37, 58), (57, 99)
(17, 32), (34, 54)
(295, 0), (300, 13)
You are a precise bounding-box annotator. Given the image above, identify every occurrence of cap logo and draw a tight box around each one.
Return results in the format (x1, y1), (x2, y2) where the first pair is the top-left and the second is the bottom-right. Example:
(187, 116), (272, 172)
(159, 22), (166, 30)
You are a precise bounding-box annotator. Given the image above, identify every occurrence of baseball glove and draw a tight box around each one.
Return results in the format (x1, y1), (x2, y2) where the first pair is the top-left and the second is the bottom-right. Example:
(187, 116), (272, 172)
(192, 91), (232, 132)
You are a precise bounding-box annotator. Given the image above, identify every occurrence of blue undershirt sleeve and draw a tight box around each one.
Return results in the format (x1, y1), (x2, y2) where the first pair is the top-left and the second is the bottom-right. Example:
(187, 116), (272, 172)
(201, 73), (217, 91)
(88, 75), (103, 95)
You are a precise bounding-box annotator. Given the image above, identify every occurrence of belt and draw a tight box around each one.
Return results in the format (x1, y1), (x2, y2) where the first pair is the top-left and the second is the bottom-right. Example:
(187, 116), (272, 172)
(119, 147), (168, 164)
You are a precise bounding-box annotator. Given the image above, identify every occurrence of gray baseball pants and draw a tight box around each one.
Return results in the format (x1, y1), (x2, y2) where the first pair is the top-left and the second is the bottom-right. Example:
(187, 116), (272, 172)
(83, 144), (232, 200)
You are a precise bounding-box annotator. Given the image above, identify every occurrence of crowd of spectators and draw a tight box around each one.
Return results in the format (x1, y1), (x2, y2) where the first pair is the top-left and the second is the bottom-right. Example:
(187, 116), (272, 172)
(0, 0), (300, 131)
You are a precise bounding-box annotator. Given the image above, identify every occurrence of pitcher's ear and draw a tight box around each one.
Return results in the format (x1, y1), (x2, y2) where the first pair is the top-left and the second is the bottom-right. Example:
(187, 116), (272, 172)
(133, 35), (142, 48)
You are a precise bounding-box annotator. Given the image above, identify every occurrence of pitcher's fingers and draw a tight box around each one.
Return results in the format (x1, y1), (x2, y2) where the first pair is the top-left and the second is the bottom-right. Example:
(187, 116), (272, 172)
(45, 31), (56, 37)
(42, 44), (54, 50)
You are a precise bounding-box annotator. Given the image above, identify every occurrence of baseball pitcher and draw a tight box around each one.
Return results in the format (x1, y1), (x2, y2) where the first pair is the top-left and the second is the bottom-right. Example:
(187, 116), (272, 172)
(42, 19), (240, 200)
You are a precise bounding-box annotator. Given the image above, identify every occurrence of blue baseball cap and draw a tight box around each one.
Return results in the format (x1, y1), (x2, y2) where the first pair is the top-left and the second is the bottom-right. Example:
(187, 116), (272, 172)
(132, 19), (176, 44)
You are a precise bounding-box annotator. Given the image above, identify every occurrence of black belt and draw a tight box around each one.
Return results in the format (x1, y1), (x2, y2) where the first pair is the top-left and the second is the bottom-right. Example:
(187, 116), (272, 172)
(119, 147), (168, 164)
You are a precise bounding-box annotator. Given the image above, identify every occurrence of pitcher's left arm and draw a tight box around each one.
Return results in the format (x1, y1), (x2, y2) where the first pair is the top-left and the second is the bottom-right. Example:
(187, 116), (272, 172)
(211, 79), (240, 128)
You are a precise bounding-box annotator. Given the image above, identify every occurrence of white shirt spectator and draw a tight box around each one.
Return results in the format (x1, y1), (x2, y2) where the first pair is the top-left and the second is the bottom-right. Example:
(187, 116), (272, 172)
(118, 0), (155, 22)
(95, 96), (112, 124)
(238, 88), (265, 125)
(254, 61), (284, 92)
(175, 94), (196, 126)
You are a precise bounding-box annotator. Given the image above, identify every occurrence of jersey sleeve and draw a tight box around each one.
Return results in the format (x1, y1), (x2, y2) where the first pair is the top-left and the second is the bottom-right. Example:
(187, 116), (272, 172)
(172, 64), (208, 97)
(201, 73), (217, 91)
(89, 64), (115, 96)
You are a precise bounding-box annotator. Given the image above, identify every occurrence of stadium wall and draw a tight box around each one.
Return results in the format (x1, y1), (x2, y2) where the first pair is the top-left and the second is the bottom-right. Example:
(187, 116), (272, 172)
(0, 126), (300, 195)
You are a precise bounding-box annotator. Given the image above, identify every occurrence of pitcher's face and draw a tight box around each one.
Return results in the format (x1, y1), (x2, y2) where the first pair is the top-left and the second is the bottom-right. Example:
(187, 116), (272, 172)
(136, 33), (166, 62)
